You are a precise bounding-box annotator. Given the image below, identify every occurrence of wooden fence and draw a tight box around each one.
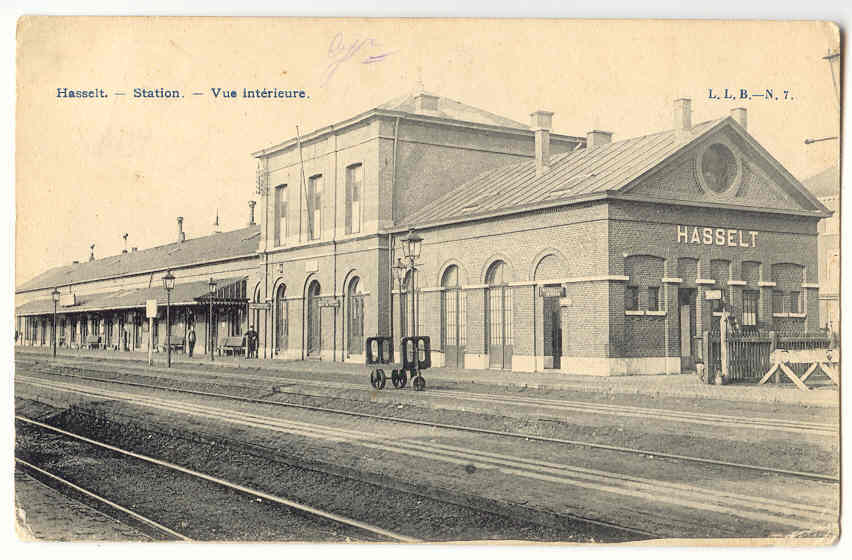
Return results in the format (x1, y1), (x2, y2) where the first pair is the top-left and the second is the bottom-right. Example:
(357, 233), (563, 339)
(705, 330), (832, 383)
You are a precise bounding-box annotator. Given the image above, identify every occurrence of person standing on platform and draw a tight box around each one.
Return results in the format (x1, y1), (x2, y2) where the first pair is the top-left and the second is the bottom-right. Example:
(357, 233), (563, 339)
(187, 326), (196, 358)
(246, 325), (258, 359)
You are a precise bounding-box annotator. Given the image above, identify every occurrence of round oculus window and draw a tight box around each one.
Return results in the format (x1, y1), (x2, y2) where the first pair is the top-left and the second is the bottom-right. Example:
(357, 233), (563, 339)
(699, 143), (738, 194)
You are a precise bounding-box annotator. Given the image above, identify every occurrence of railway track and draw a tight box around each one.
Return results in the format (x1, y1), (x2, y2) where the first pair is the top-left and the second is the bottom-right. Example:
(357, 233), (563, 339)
(16, 416), (417, 542)
(15, 374), (839, 537)
(14, 354), (839, 437)
(16, 366), (840, 483)
(15, 457), (191, 541)
(15, 410), (645, 542)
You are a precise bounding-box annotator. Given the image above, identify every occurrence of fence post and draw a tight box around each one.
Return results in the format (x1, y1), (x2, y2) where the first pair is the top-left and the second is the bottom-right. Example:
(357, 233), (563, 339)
(769, 331), (778, 384)
(702, 330), (710, 383)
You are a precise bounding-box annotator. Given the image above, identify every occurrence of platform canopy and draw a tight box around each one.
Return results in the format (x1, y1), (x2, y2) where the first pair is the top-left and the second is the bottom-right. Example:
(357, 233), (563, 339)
(15, 277), (248, 317)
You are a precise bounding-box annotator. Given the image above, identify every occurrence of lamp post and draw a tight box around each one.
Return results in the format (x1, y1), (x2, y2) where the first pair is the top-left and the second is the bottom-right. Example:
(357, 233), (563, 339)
(51, 287), (60, 358)
(208, 277), (217, 361)
(400, 229), (423, 337)
(163, 270), (176, 368)
(392, 258), (407, 353)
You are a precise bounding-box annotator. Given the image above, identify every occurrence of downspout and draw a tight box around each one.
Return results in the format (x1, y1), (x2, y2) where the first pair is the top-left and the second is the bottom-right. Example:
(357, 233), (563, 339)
(263, 151), (269, 360)
(332, 125), (338, 362)
(388, 117), (400, 344)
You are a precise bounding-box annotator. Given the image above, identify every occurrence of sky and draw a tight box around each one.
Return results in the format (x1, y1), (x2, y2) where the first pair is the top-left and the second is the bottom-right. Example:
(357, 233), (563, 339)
(15, 18), (840, 286)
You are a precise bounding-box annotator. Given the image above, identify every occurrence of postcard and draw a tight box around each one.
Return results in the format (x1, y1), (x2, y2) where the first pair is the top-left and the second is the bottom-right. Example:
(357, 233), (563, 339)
(13, 17), (841, 545)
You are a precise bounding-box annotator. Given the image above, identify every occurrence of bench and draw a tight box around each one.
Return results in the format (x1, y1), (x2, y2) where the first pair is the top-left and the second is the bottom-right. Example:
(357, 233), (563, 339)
(160, 340), (185, 353)
(219, 335), (245, 356)
(84, 335), (101, 349)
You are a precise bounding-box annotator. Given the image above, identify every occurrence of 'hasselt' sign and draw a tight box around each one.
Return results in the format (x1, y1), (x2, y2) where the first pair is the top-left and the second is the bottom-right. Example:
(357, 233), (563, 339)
(677, 225), (758, 248)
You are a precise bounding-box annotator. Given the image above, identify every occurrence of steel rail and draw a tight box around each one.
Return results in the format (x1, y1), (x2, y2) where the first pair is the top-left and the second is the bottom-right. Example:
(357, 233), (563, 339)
(15, 415), (420, 543)
(15, 457), (192, 541)
(17, 377), (832, 532)
(16, 368), (840, 483)
(15, 355), (838, 435)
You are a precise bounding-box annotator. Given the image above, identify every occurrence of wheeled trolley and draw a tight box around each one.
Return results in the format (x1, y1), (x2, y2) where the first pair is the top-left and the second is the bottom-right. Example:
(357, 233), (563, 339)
(365, 336), (431, 391)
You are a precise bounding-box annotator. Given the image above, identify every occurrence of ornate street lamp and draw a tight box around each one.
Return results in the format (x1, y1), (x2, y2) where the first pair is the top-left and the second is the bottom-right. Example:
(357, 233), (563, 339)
(400, 229), (422, 337)
(401, 228), (423, 262)
(162, 270), (176, 368)
(208, 277), (217, 361)
(51, 287), (60, 358)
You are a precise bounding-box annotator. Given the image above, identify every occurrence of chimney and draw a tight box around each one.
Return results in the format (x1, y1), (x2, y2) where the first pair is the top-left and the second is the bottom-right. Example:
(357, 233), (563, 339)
(530, 110), (554, 178)
(72, 260), (79, 265)
(122, 233), (128, 253)
(248, 200), (256, 225)
(131, 247), (138, 252)
(730, 107), (747, 130)
(177, 216), (185, 243)
(673, 98), (692, 141)
(414, 92), (439, 112)
(586, 130), (613, 150)
(89, 244), (95, 262)
(213, 209), (221, 234)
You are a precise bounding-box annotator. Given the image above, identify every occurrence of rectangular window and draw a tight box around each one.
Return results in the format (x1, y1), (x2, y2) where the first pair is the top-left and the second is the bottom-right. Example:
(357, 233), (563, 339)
(790, 291), (801, 314)
(743, 290), (759, 326)
(345, 164), (362, 234)
(308, 175), (322, 240)
(274, 184), (287, 245)
(772, 290), (785, 313)
(648, 287), (660, 311)
(625, 286), (639, 311)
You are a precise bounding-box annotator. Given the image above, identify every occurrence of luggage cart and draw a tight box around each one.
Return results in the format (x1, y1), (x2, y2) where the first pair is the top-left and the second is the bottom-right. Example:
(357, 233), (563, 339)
(365, 336), (431, 391)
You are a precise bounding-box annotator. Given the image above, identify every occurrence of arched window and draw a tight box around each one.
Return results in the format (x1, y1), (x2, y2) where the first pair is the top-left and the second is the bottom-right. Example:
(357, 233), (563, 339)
(441, 265), (465, 368)
(486, 261), (513, 369)
(306, 280), (321, 357)
(275, 284), (288, 354)
(347, 277), (364, 355)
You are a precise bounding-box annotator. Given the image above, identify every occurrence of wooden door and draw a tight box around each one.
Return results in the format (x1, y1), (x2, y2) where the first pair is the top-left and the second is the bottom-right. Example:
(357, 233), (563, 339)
(488, 287), (513, 369)
(307, 282), (321, 358)
(679, 288), (696, 370)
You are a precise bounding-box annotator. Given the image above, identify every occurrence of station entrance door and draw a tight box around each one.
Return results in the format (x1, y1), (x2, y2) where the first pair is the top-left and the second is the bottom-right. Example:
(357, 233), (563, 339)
(678, 288), (697, 371)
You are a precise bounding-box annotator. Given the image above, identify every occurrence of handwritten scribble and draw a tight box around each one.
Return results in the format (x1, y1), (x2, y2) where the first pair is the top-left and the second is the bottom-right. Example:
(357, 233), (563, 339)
(321, 32), (397, 86)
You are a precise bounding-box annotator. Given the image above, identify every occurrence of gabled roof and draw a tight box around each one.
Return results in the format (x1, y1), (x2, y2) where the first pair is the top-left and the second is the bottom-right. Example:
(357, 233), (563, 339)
(17, 226), (260, 293)
(406, 119), (723, 225)
(376, 91), (530, 130)
(803, 166), (840, 198)
(405, 117), (830, 226)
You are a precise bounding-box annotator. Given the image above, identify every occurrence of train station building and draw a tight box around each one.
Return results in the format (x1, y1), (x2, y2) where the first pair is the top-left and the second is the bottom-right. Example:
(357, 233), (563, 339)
(15, 92), (831, 375)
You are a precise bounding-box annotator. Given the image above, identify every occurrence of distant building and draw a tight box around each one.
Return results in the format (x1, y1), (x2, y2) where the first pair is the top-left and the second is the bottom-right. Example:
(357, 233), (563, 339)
(803, 166), (840, 333)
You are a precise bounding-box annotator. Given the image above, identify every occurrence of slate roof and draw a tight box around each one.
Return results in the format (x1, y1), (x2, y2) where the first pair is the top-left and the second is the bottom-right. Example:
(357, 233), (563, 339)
(376, 91), (531, 130)
(405, 119), (724, 226)
(802, 166), (840, 198)
(17, 226), (260, 293)
(16, 277), (248, 316)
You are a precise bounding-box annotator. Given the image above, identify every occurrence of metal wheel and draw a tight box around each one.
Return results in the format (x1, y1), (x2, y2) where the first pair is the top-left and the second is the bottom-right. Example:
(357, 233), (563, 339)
(397, 370), (407, 389)
(412, 375), (425, 392)
(390, 369), (401, 388)
(370, 369), (386, 390)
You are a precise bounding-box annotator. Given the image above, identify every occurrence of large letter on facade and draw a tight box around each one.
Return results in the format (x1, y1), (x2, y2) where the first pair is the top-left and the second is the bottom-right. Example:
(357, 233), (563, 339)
(677, 225), (688, 243)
